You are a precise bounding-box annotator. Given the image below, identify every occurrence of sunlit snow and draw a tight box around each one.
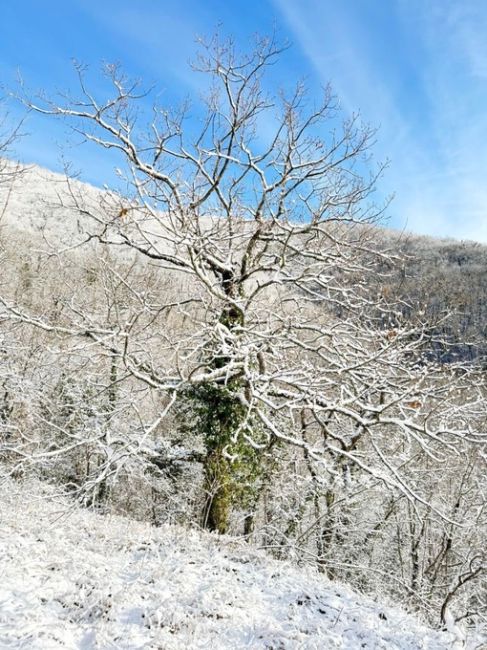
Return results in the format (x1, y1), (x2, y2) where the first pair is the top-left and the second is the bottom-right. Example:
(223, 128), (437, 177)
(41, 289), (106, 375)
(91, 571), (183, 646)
(0, 479), (457, 649)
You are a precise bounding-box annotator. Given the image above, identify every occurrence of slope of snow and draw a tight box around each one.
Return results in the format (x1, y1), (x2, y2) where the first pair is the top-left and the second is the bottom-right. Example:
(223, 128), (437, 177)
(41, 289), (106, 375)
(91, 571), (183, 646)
(0, 479), (460, 650)
(0, 159), (101, 240)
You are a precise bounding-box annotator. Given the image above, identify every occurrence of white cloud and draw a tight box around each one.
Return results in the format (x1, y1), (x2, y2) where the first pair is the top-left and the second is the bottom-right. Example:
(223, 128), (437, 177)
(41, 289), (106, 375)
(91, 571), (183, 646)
(273, 0), (487, 242)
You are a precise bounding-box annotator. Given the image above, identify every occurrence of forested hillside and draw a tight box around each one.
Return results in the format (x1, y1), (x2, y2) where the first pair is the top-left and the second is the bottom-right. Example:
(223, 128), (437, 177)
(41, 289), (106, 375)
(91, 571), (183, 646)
(0, 160), (485, 646)
(379, 232), (487, 363)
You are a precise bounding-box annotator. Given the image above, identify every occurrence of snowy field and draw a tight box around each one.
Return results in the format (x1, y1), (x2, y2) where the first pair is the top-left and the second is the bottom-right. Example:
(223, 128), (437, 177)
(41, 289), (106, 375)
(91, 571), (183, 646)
(0, 479), (464, 649)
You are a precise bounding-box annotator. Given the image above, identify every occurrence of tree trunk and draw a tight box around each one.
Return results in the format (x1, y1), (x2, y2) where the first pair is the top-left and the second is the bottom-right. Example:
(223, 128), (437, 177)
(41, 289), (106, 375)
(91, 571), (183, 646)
(203, 448), (232, 534)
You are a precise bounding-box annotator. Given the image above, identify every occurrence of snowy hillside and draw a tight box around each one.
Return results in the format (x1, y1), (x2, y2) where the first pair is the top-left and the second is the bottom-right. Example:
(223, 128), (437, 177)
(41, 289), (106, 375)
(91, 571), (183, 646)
(1, 159), (486, 649)
(0, 479), (461, 650)
(0, 159), (99, 239)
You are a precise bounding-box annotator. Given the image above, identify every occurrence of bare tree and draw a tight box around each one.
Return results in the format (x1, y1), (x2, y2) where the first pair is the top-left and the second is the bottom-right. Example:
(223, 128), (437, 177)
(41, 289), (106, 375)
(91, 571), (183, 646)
(2, 35), (485, 549)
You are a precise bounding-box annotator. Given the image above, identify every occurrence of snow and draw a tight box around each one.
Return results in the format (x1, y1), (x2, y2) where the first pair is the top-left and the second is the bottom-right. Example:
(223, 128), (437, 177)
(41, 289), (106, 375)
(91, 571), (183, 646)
(0, 159), (100, 241)
(0, 479), (458, 649)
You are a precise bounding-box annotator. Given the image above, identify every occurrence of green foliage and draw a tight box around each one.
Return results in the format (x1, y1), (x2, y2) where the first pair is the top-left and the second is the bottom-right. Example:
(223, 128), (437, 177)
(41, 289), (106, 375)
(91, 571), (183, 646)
(185, 383), (245, 451)
(178, 382), (268, 531)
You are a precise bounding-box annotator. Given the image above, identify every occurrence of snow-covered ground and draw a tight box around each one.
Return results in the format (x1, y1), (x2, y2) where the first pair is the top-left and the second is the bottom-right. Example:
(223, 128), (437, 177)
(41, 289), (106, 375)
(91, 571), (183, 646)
(0, 479), (462, 650)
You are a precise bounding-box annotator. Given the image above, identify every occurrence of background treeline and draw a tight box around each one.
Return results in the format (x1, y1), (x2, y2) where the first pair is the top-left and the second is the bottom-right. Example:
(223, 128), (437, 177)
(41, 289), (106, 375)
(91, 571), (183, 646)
(379, 232), (487, 363)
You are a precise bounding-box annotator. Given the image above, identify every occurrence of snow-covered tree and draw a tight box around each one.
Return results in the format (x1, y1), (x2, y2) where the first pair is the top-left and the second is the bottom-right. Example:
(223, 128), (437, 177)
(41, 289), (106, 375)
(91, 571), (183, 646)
(1, 42), (486, 632)
(2, 36), (484, 538)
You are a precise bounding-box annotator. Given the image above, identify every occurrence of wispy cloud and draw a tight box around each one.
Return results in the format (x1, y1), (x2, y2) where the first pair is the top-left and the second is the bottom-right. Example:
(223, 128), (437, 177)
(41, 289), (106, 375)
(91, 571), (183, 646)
(273, 0), (487, 242)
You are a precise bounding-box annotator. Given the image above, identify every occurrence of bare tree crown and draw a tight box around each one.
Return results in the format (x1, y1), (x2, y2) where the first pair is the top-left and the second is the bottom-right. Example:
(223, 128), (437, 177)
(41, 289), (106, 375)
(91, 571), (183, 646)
(0, 37), (485, 628)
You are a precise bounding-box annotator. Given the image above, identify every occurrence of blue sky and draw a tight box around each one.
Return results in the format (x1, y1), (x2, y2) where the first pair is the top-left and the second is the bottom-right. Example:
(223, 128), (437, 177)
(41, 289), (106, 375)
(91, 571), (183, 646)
(1, 1), (487, 242)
